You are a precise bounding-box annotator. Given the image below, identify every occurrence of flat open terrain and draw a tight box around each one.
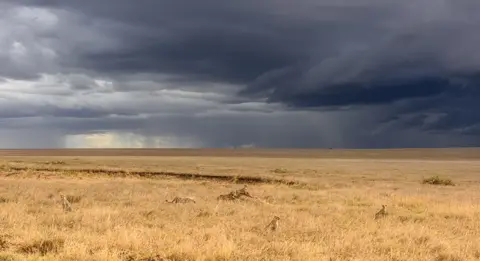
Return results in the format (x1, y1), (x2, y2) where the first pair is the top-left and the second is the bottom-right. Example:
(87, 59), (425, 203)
(2, 148), (480, 159)
(0, 148), (479, 261)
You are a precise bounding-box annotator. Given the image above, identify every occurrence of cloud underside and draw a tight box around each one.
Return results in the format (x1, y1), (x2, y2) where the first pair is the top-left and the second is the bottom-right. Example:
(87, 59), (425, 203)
(1, 0), (480, 148)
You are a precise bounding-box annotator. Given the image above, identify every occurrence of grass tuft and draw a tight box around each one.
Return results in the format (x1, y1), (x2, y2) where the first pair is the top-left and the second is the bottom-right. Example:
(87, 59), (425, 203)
(65, 194), (83, 203)
(271, 168), (288, 174)
(0, 254), (17, 261)
(18, 238), (65, 256)
(422, 176), (455, 186)
(0, 235), (11, 251)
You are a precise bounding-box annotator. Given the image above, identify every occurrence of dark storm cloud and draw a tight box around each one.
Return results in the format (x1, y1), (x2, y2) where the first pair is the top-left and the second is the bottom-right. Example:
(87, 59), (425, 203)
(84, 35), (299, 85)
(8, 0), (396, 84)
(378, 82), (480, 136)
(2, 0), (480, 147)
(16, 1), (480, 94)
(14, 110), (476, 148)
(267, 77), (456, 107)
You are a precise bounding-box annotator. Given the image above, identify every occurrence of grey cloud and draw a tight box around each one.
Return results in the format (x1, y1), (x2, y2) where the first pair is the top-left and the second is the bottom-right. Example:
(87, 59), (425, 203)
(0, 4), (59, 79)
(0, 76), (275, 121)
(65, 74), (100, 90)
(4, 109), (477, 149)
(0, 128), (64, 148)
(0, 110), (392, 148)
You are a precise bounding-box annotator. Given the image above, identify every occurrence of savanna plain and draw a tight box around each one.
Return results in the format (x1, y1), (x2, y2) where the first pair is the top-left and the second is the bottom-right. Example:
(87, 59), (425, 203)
(0, 148), (479, 261)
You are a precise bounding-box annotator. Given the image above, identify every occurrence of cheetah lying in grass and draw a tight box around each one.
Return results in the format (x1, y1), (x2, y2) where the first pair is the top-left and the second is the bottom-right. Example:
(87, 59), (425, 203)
(217, 185), (255, 201)
(165, 197), (196, 204)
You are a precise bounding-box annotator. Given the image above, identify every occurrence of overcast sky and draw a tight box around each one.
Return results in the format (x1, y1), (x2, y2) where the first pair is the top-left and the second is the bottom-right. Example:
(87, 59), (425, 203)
(1, 0), (479, 148)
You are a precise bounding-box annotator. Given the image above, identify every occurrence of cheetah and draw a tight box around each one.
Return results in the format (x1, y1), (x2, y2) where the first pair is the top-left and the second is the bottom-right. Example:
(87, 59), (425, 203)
(374, 204), (387, 219)
(216, 191), (238, 201)
(217, 185), (254, 201)
(235, 185), (254, 198)
(60, 193), (73, 212)
(165, 197), (196, 204)
(265, 216), (280, 231)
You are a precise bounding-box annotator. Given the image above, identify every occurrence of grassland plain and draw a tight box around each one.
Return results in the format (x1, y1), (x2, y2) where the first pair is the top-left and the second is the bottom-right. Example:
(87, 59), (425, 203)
(0, 149), (479, 261)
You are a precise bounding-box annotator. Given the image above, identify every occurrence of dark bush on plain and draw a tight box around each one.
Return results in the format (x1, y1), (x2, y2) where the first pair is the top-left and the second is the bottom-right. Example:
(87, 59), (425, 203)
(422, 176), (455, 186)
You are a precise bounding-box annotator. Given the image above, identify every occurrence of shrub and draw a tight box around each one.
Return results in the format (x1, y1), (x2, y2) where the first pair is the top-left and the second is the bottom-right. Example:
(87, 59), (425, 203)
(0, 234), (11, 251)
(47, 161), (66, 165)
(65, 195), (83, 203)
(422, 176), (455, 186)
(272, 168), (288, 174)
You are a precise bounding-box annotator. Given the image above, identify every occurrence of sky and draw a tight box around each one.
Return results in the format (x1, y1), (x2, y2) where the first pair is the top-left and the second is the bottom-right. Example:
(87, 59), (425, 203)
(0, 0), (479, 148)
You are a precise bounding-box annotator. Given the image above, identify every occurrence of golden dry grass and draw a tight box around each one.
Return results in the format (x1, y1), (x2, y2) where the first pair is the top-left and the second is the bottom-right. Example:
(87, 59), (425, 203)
(0, 149), (479, 260)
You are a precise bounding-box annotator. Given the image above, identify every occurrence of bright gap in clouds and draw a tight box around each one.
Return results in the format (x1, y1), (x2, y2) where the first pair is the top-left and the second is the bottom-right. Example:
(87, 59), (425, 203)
(65, 132), (204, 148)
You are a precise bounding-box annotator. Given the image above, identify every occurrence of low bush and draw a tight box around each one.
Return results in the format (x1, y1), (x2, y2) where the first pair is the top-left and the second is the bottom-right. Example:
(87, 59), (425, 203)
(422, 176), (455, 186)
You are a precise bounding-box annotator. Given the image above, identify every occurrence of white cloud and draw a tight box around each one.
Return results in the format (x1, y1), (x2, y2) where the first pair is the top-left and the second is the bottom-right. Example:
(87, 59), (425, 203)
(0, 74), (242, 119)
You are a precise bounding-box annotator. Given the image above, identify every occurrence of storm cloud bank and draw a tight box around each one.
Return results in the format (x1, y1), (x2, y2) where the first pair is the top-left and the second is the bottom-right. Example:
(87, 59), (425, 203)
(0, 0), (479, 148)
